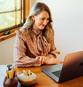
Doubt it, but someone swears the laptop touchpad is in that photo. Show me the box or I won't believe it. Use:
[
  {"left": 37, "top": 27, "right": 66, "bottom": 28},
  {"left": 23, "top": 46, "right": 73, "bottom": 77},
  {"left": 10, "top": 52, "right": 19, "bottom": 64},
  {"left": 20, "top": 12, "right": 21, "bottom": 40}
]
[{"left": 52, "top": 70, "right": 61, "bottom": 78}]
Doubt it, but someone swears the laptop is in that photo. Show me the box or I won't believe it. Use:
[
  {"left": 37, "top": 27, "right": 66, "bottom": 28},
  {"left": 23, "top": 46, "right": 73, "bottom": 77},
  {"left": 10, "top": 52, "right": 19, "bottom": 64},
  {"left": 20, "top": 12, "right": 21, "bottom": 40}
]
[{"left": 42, "top": 51, "right": 83, "bottom": 83}]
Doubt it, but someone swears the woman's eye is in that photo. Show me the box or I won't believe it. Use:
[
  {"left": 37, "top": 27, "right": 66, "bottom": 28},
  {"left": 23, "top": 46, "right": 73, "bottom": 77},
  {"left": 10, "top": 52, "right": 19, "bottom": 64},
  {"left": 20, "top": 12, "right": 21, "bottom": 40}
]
[
  {"left": 47, "top": 18, "right": 49, "bottom": 21},
  {"left": 41, "top": 18, "right": 49, "bottom": 21},
  {"left": 41, "top": 18, "right": 45, "bottom": 20}
]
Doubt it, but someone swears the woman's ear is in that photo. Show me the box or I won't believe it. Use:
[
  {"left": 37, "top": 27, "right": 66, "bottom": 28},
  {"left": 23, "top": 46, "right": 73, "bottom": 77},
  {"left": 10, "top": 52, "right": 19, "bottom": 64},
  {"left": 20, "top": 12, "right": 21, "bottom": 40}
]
[{"left": 32, "top": 16, "right": 35, "bottom": 21}]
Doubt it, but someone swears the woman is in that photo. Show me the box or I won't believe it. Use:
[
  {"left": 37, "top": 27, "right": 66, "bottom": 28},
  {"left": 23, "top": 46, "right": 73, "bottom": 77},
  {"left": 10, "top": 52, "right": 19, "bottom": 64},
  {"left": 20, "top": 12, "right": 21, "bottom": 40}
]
[{"left": 13, "top": 2, "right": 62, "bottom": 67}]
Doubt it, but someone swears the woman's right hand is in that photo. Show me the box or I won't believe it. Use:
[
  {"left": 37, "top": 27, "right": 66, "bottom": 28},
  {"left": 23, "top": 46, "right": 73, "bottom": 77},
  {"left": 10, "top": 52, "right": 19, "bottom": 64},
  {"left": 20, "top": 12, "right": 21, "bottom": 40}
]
[{"left": 34, "top": 56, "right": 47, "bottom": 65}]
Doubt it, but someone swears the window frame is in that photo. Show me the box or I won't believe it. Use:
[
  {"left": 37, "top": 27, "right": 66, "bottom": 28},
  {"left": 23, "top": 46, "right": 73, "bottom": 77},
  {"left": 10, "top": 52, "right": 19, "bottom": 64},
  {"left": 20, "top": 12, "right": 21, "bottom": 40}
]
[
  {"left": 0, "top": 0, "right": 31, "bottom": 42},
  {"left": 0, "top": 0, "right": 25, "bottom": 34}
]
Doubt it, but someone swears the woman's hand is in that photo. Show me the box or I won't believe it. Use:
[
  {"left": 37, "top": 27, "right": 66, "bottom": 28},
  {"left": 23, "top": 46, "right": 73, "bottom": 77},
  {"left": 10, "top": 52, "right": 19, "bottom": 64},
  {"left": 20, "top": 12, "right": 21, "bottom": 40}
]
[
  {"left": 34, "top": 56, "right": 63, "bottom": 65},
  {"left": 35, "top": 56, "right": 47, "bottom": 65},
  {"left": 45, "top": 57, "right": 63, "bottom": 64}
]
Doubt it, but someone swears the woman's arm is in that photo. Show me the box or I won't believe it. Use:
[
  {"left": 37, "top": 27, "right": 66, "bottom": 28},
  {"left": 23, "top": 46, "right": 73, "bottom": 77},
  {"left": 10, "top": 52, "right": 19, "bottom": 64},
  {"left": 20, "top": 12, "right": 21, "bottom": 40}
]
[
  {"left": 13, "top": 30, "right": 41, "bottom": 67},
  {"left": 43, "top": 47, "right": 62, "bottom": 64}
]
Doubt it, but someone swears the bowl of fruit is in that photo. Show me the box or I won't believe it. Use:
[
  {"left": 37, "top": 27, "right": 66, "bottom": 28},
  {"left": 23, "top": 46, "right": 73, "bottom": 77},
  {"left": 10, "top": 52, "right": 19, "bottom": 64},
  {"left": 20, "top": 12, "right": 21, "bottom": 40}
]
[{"left": 17, "top": 70, "right": 37, "bottom": 86}]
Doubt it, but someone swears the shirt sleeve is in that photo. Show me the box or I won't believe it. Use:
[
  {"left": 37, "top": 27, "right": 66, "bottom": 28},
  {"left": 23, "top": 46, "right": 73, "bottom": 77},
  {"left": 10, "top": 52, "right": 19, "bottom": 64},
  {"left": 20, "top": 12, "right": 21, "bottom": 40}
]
[{"left": 13, "top": 30, "right": 37, "bottom": 67}]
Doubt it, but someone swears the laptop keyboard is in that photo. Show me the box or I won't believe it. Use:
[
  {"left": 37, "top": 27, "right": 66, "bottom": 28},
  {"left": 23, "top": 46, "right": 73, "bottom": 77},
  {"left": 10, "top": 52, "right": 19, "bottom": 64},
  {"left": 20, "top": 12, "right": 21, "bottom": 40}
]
[{"left": 52, "top": 70, "right": 61, "bottom": 77}]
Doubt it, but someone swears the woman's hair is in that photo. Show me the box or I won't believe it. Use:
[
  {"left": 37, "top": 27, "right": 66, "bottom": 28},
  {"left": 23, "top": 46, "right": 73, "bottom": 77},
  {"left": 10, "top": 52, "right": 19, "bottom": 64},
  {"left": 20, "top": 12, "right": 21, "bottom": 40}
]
[{"left": 22, "top": 2, "right": 54, "bottom": 43}]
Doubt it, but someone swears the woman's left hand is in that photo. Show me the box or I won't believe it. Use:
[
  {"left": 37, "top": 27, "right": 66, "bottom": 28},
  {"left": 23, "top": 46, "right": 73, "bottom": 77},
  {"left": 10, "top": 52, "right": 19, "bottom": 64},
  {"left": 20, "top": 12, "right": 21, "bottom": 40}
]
[
  {"left": 35, "top": 56, "right": 63, "bottom": 65},
  {"left": 45, "top": 57, "right": 63, "bottom": 64}
]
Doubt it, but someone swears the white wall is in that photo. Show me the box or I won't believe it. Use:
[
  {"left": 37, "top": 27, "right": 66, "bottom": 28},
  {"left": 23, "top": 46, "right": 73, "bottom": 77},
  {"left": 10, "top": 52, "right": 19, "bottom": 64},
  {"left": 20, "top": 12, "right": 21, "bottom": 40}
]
[
  {"left": 56, "top": 0, "right": 83, "bottom": 54},
  {"left": 30, "top": 0, "right": 36, "bottom": 8},
  {"left": 0, "top": 37, "right": 15, "bottom": 64}
]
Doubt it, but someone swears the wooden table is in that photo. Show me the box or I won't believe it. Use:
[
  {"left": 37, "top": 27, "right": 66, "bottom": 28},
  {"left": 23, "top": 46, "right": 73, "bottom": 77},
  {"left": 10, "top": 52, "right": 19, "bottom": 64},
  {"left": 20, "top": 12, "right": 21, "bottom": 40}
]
[{"left": 0, "top": 65, "right": 83, "bottom": 87}]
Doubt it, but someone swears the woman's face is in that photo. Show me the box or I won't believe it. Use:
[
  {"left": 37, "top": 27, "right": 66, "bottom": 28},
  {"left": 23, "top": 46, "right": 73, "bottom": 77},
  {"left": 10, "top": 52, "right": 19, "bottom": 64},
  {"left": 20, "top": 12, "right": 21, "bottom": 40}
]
[{"left": 32, "top": 11, "right": 50, "bottom": 30}]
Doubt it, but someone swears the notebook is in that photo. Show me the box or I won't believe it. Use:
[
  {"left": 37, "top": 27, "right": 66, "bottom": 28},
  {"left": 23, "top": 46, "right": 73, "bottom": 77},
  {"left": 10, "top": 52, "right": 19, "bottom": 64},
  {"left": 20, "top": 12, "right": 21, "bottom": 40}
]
[{"left": 42, "top": 51, "right": 83, "bottom": 83}]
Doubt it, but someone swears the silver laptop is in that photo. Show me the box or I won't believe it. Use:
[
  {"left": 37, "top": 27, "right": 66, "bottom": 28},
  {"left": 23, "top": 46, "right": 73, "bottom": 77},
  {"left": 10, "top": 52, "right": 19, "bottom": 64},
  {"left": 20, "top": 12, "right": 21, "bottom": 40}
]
[{"left": 42, "top": 51, "right": 83, "bottom": 83}]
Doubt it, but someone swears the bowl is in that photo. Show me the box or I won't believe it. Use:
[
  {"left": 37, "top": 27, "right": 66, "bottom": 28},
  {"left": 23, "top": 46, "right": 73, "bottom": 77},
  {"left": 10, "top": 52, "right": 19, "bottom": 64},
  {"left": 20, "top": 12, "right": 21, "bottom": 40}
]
[{"left": 17, "top": 70, "right": 37, "bottom": 86}]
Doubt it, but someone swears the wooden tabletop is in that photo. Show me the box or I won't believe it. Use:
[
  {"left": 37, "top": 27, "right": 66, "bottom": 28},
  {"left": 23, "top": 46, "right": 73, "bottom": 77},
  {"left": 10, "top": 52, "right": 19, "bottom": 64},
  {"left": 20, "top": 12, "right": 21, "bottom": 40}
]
[{"left": 0, "top": 65, "right": 83, "bottom": 87}]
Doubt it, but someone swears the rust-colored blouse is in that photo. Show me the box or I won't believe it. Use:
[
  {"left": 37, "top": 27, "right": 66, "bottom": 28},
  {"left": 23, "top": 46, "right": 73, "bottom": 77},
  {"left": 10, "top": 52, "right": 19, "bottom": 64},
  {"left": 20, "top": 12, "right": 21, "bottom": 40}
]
[{"left": 13, "top": 28, "right": 59, "bottom": 67}]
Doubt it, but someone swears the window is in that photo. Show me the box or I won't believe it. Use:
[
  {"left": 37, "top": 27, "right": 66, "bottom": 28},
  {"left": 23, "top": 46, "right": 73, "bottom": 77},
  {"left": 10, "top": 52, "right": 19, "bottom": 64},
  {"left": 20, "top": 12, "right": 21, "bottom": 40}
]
[{"left": 0, "top": 0, "right": 25, "bottom": 33}]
